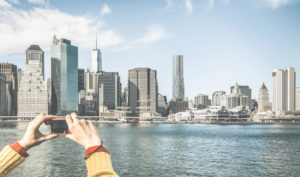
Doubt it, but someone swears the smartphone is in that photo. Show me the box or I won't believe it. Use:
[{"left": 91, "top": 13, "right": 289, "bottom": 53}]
[{"left": 50, "top": 118, "right": 69, "bottom": 134}]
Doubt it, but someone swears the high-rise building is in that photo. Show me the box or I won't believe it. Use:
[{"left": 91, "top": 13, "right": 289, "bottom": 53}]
[
  {"left": 0, "top": 63, "right": 18, "bottom": 115},
  {"left": 91, "top": 35, "right": 102, "bottom": 72},
  {"left": 230, "top": 83, "right": 251, "bottom": 106},
  {"left": 18, "top": 45, "right": 48, "bottom": 117},
  {"left": 0, "top": 74, "right": 6, "bottom": 115},
  {"left": 224, "top": 94, "right": 240, "bottom": 109},
  {"left": 84, "top": 70, "right": 121, "bottom": 113},
  {"left": 287, "top": 67, "right": 296, "bottom": 111},
  {"left": 296, "top": 87, "right": 300, "bottom": 111},
  {"left": 17, "top": 69, "right": 22, "bottom": 90},
  {"left": 78, "top": 68, "right": 85, "bottom": 92},
  {"left": 157, "top": 94, "right": 168, "bottom": 116},
  {"left": 272, "top": 68, "right": 296, "bottom": 112},
  {"left": 194, "top": 94, "right": 209, "bottom": 109},
  {"left": 51, "top": 36, "right": 78, "bottom": 114},
  {"left": 172, "top": 55, "right": 184, "bottom": 99},
  {"left": 168, "top": 99, "right": 188, "bottom": 114},
  {"left": 258, "top": 83, "right": 269, "bottom": 111},
  {"left": 128, "top": 67, "right": 158, "bottom": 115},
  {"left": 97, "top": 72, "right": 121, "bottom": 110},
  {"left": 212, "top": 91, "right": 226, "bottom": 106}
]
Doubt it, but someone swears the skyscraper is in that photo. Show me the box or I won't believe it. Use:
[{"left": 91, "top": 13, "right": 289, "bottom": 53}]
[
  {"left": 0, "top": 74, "right": 6, "bottom": 115},
  {"left": 91, "top": 35, "right": 102, "bottom": 72},
  {"left": 194, "top": 94, "right": 209, "bottom": 109},
  {"left": 272, "top": 67, "right": 296, "bottom": 112},
  {"left": 128, "top": 67, "right": 158, "bottom": 115},
  {"left": 230, "top": 83, "right": 251, "bottom": 106},
  {"left": 212, "top": 91, "right": 226, "bottom": 106},
  {"left": 296, "top": 87, "right": 300, "bottom": 111},
  {"left": 18, "top": 45, "right": 48, "bottom": 117},
  {"left": 172, "top": 55, "right": 184, "bottom": 99},
  {"left": 258, "top": 83, "right": 269, "bottom": 111},
  {"left": 97, "top": 72, "right": 121, "bottom": 110},
  {"left": 78, "top": 68, "right": 85, "bottom": 92},
  {"left": 0, "top": 63, "right": 18, "bottom": 115},
  {"left": 51, "top": 36, "right": 78, "bottom": 114}
]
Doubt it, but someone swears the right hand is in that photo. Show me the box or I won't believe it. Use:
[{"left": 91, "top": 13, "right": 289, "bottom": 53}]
[{"left": 65, "top": 112, "right": 102, "bottom": 150}]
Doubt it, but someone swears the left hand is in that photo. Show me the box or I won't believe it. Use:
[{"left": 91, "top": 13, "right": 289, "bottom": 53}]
[{"left": 18, "top": 114, "right": 59, "bottom": 150}]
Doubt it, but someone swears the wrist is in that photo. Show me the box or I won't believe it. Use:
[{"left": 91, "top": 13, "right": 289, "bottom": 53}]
[
  {"left": 18, "top": 139, "right": 31, "bottom": 150},
  {"left": 83, "top": 139, "right": 102, "bottom": 150}
]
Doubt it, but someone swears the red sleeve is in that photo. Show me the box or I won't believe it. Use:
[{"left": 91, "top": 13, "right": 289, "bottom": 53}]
[
  {"left": 10, "top": 142, "right": 29, "bottom": 158},
  {"left": 85, "top": 145, "right": 109, "bottom": 157}
]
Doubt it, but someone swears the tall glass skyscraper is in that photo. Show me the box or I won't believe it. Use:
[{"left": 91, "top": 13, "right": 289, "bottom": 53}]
[
  {"left": 172, "top": 55, "right": 185, "bottom": 100},
  {"left": 51, "top": 36, "right": 78, "bottom": 115}
]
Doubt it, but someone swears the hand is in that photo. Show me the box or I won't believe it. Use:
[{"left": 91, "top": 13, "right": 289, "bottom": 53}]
[
  {"left": 18, "top": 114, "right": 59, "bottom": 150},
  {"left": 65, "top": 112, "right": 101, "bottom": 150}
]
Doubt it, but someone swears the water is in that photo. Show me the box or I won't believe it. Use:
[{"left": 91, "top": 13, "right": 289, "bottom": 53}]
[{"left": 0, "top": 122, "right": 300, "bottom": 177}]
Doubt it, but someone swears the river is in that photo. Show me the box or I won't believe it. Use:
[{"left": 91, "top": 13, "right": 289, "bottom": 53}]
[{"left": 0, "top": 122, "right": 299, "bottom": 177}]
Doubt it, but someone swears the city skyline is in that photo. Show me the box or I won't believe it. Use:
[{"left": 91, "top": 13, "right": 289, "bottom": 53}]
[{"left": 1, "top": 0, "right": 300, "bottom": 100}]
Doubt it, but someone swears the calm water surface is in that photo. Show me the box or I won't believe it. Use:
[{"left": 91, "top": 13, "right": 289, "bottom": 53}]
[{"left": 0, "top": 122, "right": 300, "bottom": 177}]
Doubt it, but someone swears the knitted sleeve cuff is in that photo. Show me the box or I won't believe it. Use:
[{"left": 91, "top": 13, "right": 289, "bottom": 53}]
[{"left": 10, "top": 142, "right": 29, "bottom": 158}]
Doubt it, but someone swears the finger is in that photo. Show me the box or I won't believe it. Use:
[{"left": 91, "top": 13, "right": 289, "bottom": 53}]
[
  {"left": 33, "top": 114, "right": 56, "bottom": 129},
  {"left": 65, "top": 134, "right": 76, "bottom": 142},
  {"left": 65, "top": 115, "right": 73, "bottom": 128},
  {"left": 71, "top": 112, "right": 79, "bottom": 125},
  {"left": 88, "top": 121, "right": 97, "bottom": 132}
]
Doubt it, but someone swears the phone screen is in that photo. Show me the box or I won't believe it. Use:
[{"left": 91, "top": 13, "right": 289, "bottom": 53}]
[{"left": 51, "top": 119, "right": 68, "bottom": 134}]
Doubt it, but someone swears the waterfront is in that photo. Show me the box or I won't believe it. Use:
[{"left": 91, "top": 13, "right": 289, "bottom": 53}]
[{"left": 1, "top": 122, "right": 300, "bottom": 177}]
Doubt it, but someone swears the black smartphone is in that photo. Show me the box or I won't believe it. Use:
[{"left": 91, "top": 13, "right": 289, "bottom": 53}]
[{"left": 50, "top": 118, "right": 69, "bottom": 134}]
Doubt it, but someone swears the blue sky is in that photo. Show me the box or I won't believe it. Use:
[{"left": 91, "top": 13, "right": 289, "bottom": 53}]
[{"left": 0, "top": 0, "right": 300, "bottom": 101}]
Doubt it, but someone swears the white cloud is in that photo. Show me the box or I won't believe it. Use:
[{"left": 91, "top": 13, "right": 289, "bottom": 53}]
[
  {"left": 28, "top": 0, "right": 45, "bottom": 4},
  {"left": 264, "top": 0, "right": 290, "bottom": 9},
  {"left": 185, "top": 0, "right": 193, "bottom": 14},
  {"left": 101, "top": 4, "right": 111, "bottom": 16},
  {"left": 136, "top": 25, "right": 171, "bottom": 44},
  {"left": 0, "top": 7, "right": 124, "bottom": 56},
  {"left": 0, "top": 0, "right": 11, "bottom": 7}
]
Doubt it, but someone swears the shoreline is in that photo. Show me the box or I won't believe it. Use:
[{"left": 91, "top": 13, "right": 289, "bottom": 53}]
[{"left": 1, "top": 119, "right": 300, "bottom": 125}]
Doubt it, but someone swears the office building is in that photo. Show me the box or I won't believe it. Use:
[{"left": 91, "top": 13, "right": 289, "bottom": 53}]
[
  {"left": 194, "top": 94, "right": 209, "bottom": 109},
  {"left": 91, "top": 35, "right": 102, "bottom": 72},
  {"left": 97, "top": 72, "right": 121, "bottom": 111},
  {"left": 0, "top": 63, "right": 18, "bottom": 115},
  {"left": 212, "top": 91, "right": 226, "bottom": 106},
  {"left": 157, "top": 94, "right": 168, "bottom": 116},
  {"left": 0, "top": 74, "right": 6, "bottom": 115},
  {"left": 272, "top": 68, "right": 296, "bottom": 112},
  {"left": 78, "top": 68, "right": 85, "bottom": 92},
  {"left": 18, "top": 45, "right": 48, "bottom": 117},
  {"left": 169, "top": 98, "right": 188, "bottom": 114},
  {"left": 172, "top": 55, "right": 184, "bottom": 99},
  {"left": 258, "top": 83, "right": 269, "bottom": 111},
  {"left": 84, "top": 70, "right": 121, "bottom": 113},
  {"left": 296, "top": 87, "right": 300, "bottom": 111},
  {"left": 128, "top": 67, "right": 158, "bottom": 115},
  {"left": 51, "top": 36, "right": 78, "bottom": 114},
  {"left": 230, "top": 83, "right": 251, "bottom": 106}
]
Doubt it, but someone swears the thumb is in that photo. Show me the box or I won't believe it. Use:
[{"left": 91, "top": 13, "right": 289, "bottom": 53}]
[{"left": 41, "top": 134, "right": 59, "bottom": 141}]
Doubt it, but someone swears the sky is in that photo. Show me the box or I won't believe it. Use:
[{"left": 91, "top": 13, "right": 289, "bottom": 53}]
[{"left": 0, "top": 0, "right": 300, "bottom": 101}]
